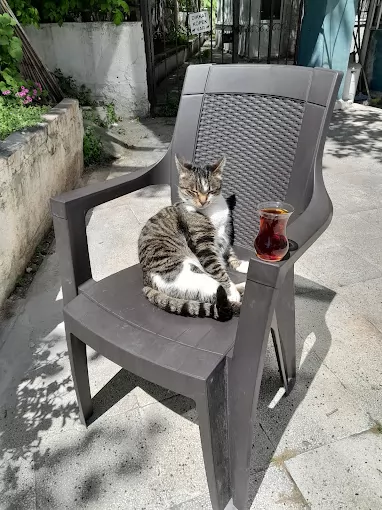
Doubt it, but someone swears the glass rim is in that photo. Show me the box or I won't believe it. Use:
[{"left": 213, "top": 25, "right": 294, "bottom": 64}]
[{"left": 257, "top": 201, "right": 294, "bottom": 216}]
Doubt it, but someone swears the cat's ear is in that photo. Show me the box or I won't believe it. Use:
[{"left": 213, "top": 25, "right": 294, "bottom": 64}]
[
  {"left": 210, "top": 156, "right": 226, "bottom": 178},
  {"left": 175, "top": 154, "right": 192, "bottom": 177}
]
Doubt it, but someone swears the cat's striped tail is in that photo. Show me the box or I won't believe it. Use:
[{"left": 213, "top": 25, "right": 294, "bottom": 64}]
[{"left": 143, "top": 285, "right": 240, "bottom": 321}]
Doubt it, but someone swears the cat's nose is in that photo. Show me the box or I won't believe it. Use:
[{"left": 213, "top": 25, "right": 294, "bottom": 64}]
[{"left": 198, "top": 194, "right": 207, "bottom": 205}]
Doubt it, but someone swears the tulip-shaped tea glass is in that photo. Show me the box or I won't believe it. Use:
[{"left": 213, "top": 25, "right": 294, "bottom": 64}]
[{"left": 254, "top": 201, "right": 294, "bottom": 262}]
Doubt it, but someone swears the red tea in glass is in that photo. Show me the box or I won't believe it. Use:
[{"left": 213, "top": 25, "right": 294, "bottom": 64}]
[{"left": 254, "top": 201, "right": 294, "bottom": 262}]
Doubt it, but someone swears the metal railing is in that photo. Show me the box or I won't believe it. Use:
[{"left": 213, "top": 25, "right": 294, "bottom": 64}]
[{"left": 141, "top": 0, "right": 304, "bottom": 112}]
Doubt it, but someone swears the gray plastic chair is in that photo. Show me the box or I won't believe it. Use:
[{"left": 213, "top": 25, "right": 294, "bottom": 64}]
[{"left": 51, "top": 64, "right": 342, "bottom": 510}]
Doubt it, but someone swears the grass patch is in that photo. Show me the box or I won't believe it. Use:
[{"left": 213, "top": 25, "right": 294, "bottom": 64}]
[
  {"left": 369, "top": 97, "right": 382, "bottom": 108},
  {"left": 0, "top": 102, "right": 49, "bottom": 140},
  {"left": 83, "top": 126, "right": 104, "bottom": 167},
  {"left": 54, "top": 70, "right": 121, "bottom": 166},
  {"left": 106, "top": 102, "right": 119, "bottom": 126},
  {"left": 156, "top": 96, "right": 180, "bottom": 117},
  {"left": 54, "top": 68, "right": 96, "bottom": 107}
]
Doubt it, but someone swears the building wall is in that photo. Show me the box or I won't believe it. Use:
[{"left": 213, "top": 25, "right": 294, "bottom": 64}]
[
  {"left": 25, "top": 22, "right": 149, "bottom": 118},
  {"left": 0, "top": 99, "right": 83, "bottom": 308}
]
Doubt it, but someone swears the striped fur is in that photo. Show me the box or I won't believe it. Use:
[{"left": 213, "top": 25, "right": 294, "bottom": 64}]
[
  {"left": 138, "top": 156, "right": 248, "bottom": 321},
  {"left": 143, "top": 285, "right": 240, "bottom": 321}
]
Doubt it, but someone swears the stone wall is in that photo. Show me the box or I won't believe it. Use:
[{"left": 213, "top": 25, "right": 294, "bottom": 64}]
[
  {"left": 25, "top": 22, "right": 149, "bottom": 118},
  {"left": 0, "top": 99, "right": 83, "bottom": 308}
]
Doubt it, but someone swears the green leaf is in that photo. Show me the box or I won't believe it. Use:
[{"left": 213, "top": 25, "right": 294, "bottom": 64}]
[
  {"left": 113, "top": 9, "right": 124, "bottom": 25},
  {"left": 0, "top": 35, "right": 8, "bottom": 45},
  {"left": 119, "top": 0, "right": 129, "bottom": 13},
  {"left": 9, "top": 38, "right": 23, "bottom": 61},
  {"left": 2, "top": 26, "right": 14, "bottom": 37},
  {"left": 2, "top": 73, "right": 17, "bottom": 87},
  {"left": 0, "top": 13, "right": 12, "bottom": 25}
]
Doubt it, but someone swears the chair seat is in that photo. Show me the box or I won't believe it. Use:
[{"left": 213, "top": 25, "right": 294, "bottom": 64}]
[{"left": 64, "top": 264, "right": 241, "bottom": 394}]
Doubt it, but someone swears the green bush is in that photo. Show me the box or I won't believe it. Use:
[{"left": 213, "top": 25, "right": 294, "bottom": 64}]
[
  {"left": 7, "top": 0, "right": 39, "bottom": 26},
  {"left": 0, "top": 13, "right": 23, "bottom": 92},
  {"left": 0, "top": 99, "right": 48, "bottom": 140},
  {"left": 9, "top": 0, "right": 130, "bottom": 26},
  {"left": 52, "top": 71, "right": 114, "bottom": 166},
  {"left": 82, "top": 102, "right": 119, "bottom": 129},
  {"left": 83, "top": 126, "right": 103, "bottom": 166},
  {"left": 54, "top": 68, "right": 95, "bottom": 107}
]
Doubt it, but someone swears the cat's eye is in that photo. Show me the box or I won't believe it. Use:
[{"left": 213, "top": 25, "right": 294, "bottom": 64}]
[{"left": 179, "top": 187, "right": 193, "bottom": 195}]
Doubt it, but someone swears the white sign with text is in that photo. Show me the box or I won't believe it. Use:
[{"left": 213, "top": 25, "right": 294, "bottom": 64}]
[{"left": 189, "top": 11, "right": 211, "bottom": 35}]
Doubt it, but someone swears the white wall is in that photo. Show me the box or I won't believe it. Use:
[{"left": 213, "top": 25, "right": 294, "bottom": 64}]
[
  {"left": 0, "top": 99, "right": 83, "bottom": 308},
  {"left": 25, "top": 22, "right": 149, "bottom": 118}
]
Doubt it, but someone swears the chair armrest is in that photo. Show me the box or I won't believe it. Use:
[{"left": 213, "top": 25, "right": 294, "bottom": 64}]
[
  {"left": 287, "top": 168, "right": 333, "bottom": 261},
  {"left": 51, "top": 151, "right": 170, "bottom": 304},
  {"left": 51, "top": 150, "right": 170, "bottom": 219}
]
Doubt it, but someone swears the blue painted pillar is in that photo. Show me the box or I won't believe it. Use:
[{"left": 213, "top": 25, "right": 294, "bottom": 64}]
[{"left": 298, "top": 0, "right": 359, "bottom": 98}]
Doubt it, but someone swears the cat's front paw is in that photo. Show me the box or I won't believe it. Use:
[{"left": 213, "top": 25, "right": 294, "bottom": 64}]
[
  {"left": 236, "top": 282, "right": 246, "bottom": 296},
  {"left": 236, "top": 260, "right": 249, "bottom": 274},
  {"left": 228, "top": 283, "right": 241, "bottom": 303}
]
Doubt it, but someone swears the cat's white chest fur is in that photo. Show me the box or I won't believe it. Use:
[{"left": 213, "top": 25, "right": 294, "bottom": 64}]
[{"left": 203, "top": 195, "right": 229, "bottom": 243}]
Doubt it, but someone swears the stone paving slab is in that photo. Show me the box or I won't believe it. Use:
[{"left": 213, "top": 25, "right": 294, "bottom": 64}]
[
  {"left": 33, "top": 403, "right": 208, "bottom": 510},
  {"left": 0, "top": 452, "right": 35, "bottom": 510},
  {"left": 285, "top": 429, "right": 382, "bottom": 510},
  {"left": 297, "top": 291, "right": 382, "bottom": 423},
  {"left": 258, "top": 349, "right": 373, "bottom": 457},
  {"left": 337, "top": 277, "right": 382, "bottom": 336},
  {"left": 324, "top": 168, "right": 382, "bottom": 217},
  {"left": 172, "top": 465, "right": 309, "bottom": 510},
  {"left": 87, "top": 203, "right": 142, "bottom": 281},
  {"left": 297, "top": 237, "right": 382, "bottom": 290}
]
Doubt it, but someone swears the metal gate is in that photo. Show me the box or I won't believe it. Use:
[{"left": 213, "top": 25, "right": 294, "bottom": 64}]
[{"left": 140, "top": 0, "right": 304, "bottom": 113}]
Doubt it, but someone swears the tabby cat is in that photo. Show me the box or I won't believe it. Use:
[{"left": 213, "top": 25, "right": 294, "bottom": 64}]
[{"left": 138, "top": 155, "right": 249, "bottom": 321}]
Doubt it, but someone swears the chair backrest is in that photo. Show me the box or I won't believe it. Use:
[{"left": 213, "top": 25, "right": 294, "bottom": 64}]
[{"left": 169, "top": 64, "right": 342, "bottom": 249}]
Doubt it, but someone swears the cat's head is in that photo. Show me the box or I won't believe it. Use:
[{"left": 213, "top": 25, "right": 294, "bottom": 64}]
[{"left": 175, "top": 155, "right": 226, "bottom": 209}]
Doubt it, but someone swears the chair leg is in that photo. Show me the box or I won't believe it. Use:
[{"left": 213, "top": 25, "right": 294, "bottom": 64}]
[
  {"left": 227, "top": 349, "right": 268, "bottom": 510},
  {"left": 228, "top": 280, "right": 278, "bottom": 510},
  {"left": 274, "top": 268, "right": 296, "bottom": 394},
  {"left": 271, "top": 316, "right": 289, "bottom": 393},
  {"left": 67, "top": 333, "right": 93, "bottom": 425},
  {"left": 196, "top": 361, "right": 231, "bottom": 510}
]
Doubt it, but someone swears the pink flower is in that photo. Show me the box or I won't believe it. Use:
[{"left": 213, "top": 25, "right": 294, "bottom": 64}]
[
  {"left": 23, "top": 96, "right": 33, "bottom": 104},
  {"left": 2, "top": 90, "right": 11, "bottom": 95},
  {"left": 33, "top": 89, "right": 38, "bottom": 96}
]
